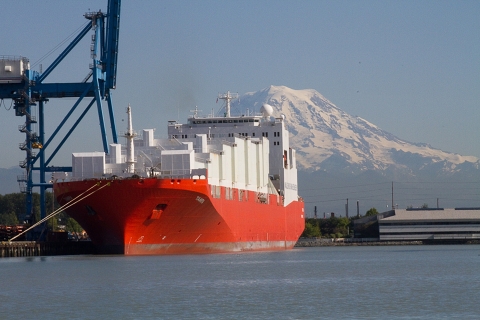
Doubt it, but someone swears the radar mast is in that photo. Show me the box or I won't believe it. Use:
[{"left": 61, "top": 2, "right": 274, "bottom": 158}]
[{"left": 217, "top": 91, "right": 238, "bottom": 118}]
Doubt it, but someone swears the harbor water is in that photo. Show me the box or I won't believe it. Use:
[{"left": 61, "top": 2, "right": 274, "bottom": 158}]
[{"left": 1, "top": 245, "right": 479, "bottom": 319}]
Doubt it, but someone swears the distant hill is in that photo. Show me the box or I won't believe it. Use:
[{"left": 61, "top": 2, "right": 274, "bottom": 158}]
[{"left": 234, "top": 85, "right": 479, "bottom": 176}]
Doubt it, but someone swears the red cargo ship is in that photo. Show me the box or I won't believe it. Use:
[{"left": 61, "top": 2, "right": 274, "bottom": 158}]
[{"left": 54, "top": 92, "right": 304, "bottom": 254}]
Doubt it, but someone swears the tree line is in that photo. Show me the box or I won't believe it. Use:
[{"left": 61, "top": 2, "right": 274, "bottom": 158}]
[
  {"left": 301, "top": 208, "right": 379, "bottom": 238},
  {"left": 0, "top": 192, "right": 82, "bottom": 233}
]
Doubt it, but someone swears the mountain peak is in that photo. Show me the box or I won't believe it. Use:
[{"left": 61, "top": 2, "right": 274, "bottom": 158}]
[{"left": 236, "top": 86, "right": 479, "bottom": 176}]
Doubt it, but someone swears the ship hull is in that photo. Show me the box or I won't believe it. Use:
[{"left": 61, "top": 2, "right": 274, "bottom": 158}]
[{"left": 54, "top": 178, "right": 305, "bottom": 255}]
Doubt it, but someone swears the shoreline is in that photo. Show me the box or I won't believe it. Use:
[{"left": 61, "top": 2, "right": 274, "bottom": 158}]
[{"left": 295, "top": 238, "right": 480, "bottom": 247}]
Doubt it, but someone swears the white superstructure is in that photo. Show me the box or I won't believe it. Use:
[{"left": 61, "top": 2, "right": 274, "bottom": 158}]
[{"left": 68, "top": 94, "right": 299, "bottom": 206}]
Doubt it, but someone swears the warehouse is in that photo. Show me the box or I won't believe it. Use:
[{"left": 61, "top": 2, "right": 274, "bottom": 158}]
[{"left": 354, "top": 208, "right": 480, "bottom": 242}]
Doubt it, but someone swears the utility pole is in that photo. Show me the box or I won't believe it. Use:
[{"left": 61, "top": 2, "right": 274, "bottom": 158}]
[
  {"left": 391, "top": 181, "right": 394, "bottom": 210},
  {"left": 345, "top": 198, "right": 349, "bottom": 218}
]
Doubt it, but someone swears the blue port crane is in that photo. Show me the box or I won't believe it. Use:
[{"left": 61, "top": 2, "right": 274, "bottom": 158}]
[{"left": 0, "top": 0, "right": 121, "bottom": 239}]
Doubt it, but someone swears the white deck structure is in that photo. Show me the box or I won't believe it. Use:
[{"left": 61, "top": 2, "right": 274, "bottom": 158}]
[{"left": 64, "top": 94, "right": 300, "bottom": 206}]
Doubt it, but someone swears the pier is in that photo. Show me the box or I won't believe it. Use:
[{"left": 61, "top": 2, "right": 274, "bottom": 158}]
[{"left": 0, "top": 241, "right": 95, "bottom": 258}]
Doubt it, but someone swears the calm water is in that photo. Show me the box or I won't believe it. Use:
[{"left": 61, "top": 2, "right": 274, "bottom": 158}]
[{"left": 1, "top": 245, "right": 479, "bottom": 319}]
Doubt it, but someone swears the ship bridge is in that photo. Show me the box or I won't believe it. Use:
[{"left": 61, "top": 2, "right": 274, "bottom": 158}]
[{"left": 188, "top": 116, "right": 261, "bottom": 126}]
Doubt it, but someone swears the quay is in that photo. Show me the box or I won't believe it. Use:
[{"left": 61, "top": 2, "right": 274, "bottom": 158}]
[
  {"left": 295, "top": 237, "right": 480, "bottom": 247},
  {"left": 0, "top": 241, "right": 95, "bottom": 258}
]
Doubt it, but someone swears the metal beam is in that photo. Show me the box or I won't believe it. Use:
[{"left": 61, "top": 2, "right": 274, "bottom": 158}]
[
  {"left": 32, "top": 83, "right": 96, "bottom": 98},
  {"left": 39, "top": 99, "right": 46, "bottom": 234},
  {"left": 37, "top": 23, "right": 92, "bottom": 83},
  {"left": 105, "top": 0, "right": 121, "bottom": 89},
  {"left": 32, "top": 166, "right": 72, "bottom": 172},
  {"left": 32, "top": 82, "right": 94, "bottom": 165},
  {"left": 46, "top": 98, "right": 96, "bottom": 166},
  {"left": 107, "top": 91, "right": 118, "bottom": 143}
]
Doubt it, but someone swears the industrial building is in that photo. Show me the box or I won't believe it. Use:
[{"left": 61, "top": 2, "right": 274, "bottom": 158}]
[{"left": 354, "top": 208, "right": 480, "bottom": 242}]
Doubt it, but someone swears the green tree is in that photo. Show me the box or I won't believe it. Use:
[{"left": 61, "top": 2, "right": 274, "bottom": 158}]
[
  {"left": 0, "top": 211, "right": 19, "bottom": 225},
  {"left": 302, "top": 221, "right": 321, "bottom": 238},
  {"left": 309, "top": 216, "right": 352, "bottom": 238},
  {"left": 0, "top": 192, "right": 83, "bottom": 234},
  {"left": 337, "top": 217, "right": 351, "bottom": 237},
  {"left": 0, "top": 193, "right": 27, "bottom": 223},
  {"left": 365, "top": 208, "right": 379, "bottom": 216},
  {"left": 66, "top": 216, "right": 83, "bottom": 233}
]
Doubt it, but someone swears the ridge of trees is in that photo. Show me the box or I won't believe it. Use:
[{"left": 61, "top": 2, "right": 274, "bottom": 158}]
[
  {"left": 301, "top": 208, "right": 379, "bottom": 238},
  {"left": 0, "top": 192, "right": 82, "bottom": 233}
]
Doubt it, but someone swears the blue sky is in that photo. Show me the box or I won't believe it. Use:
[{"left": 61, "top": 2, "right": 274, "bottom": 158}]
[{"left": 0, "top": 0, "right": 479, "bottom": 169}]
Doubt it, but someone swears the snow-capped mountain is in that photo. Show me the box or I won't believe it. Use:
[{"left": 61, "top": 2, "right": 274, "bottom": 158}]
[{"left": 232, "top": 85, "right": 479, "bottom": 177}]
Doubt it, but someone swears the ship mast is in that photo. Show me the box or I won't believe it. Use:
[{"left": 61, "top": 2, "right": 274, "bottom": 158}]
[
  {"left": 124, "top": 104, "right": 136, "bottom": 173},
  {"left": 218, "top": 91, "right": 238, "bottom": 118}
]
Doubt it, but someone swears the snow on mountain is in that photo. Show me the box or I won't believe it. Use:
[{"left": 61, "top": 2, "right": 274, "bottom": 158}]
[{"left": 232, "top": 85, "right": 479, "bottom": 176}]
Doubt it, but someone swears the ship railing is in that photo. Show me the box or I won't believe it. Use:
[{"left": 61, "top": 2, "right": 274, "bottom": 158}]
[
  {"left": 155, "top": 173, "right": 207, "bottom": 180},
  {"left": 156, "top": 168, "right": 207, "bottom": 179},
  {"left": 59, "top": 168, "right": 208, "bottom": 182},
  {"left": 0, "top": 55, "right": 29, "bottom": 64},
  {"left": 61, "top": 175, "right": 120, "bottom": 182}
]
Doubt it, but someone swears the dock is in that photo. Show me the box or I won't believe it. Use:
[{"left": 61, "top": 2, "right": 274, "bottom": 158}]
[{"left": 0, "top": 241, "right": 95, "bottom": 258}]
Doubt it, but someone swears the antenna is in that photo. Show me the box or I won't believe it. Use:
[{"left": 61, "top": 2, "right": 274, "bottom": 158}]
[
  {"left": 392, "top": 181, "right": 394, "bottom": 210},
  {"left": 217, "top": 91, "right": 238, "bottom": 117},
  {"left": 190, "top": 106, "right": 202, "bottom": 118}
]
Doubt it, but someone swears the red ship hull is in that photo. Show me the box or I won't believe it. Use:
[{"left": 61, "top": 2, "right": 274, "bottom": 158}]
[{"left": 54, "top": 178, "right": 305, "bottom": 255}]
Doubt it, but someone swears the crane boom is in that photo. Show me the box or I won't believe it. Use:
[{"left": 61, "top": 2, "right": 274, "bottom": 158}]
[
  {"left": 0, "top": 0, "right": 122, "bottom": 240},
  {"left": 105, "top": 0, "right": 121, "bottom": 89}
]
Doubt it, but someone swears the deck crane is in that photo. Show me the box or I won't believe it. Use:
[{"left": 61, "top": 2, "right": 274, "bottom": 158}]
[{"left": 0, "top": 0, "right": 121, "bottom": 239}]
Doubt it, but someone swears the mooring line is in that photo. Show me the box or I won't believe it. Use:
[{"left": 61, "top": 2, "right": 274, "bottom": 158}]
[{"left": 9, "top": 181, "right": 111, "bottom": 242}]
